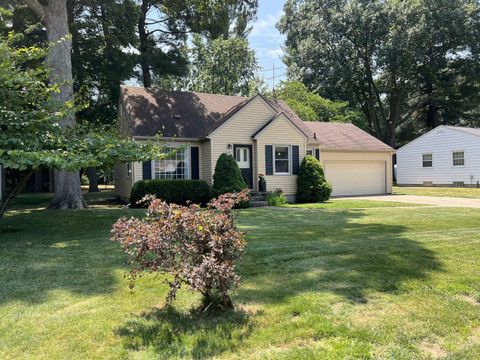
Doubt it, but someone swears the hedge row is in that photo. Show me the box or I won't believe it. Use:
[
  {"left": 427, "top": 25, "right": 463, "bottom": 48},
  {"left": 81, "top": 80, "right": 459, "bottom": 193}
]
[{"left": 130, "top": 180, "right": 211, "bottom": 207}]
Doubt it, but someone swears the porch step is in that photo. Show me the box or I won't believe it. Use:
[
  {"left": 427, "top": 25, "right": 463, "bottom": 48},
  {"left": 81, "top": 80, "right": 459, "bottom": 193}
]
[
  {"left": 249, "top": 191, "right": 268, "bottom": 202},
  {"left": 250, "top": 200, "right": 268, "bottom": 208}
]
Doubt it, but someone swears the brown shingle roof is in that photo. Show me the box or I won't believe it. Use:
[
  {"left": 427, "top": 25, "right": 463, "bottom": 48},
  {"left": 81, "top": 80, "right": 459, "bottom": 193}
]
[
  {"left": 303, "top": 122, "right": 394, "bottom": 152},
  {"left": 121, "top": 86, "right": 248, "bottom": 138},
  {"left": 120, "top": 86, "right": 393, "bottom": 152}
]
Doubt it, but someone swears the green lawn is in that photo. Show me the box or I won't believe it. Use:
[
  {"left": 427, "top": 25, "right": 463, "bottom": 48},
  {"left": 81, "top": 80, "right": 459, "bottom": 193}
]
[
  {"left": 285, "top": 199, "right": 420, "bottom": 209},
  {"left": 1, "top": 194, "right": 480, "bottom": 359},
  {"left": 394, "top": 186, "right": 480, "bottom": 199}
]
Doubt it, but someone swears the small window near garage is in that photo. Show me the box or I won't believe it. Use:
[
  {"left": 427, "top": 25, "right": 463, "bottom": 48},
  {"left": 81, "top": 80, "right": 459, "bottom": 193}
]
[
  {"left": 306, "top": 150, "right": 313, "bottom": 156},
  {"left": 126, "top": 163, "right": 132, "bottom": 178},
  {"left": 274, "top": 145, "right": 290, "bottom": 174},
  {"left": 453, "top": 151, "right": 465, "bottom": 166},
  {"left": 422, "top": 153, "right": 432, "bottom": 167}
]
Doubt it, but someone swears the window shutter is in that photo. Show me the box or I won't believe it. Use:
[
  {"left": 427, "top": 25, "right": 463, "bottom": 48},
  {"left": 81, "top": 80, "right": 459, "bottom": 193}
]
[
  {"left": 265, "top": 145, "right": 273, "bottom": 175},
  {"left": 315, "top": 149, "right": 320, "bottom": 161},
  {"left": 142, "top": 161, "right": 152, "bottom": 180},
  {"left": 292, "top": 145, "right": 300, "bottom": 175},
  {"left": 190, "top": 147, "right": 200, "bottom": 179}
]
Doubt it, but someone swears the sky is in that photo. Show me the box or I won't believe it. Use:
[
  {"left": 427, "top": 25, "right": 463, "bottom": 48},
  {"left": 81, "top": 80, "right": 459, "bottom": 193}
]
[{"left": 248, "top": 0, "right": 287, "bottom": 88}]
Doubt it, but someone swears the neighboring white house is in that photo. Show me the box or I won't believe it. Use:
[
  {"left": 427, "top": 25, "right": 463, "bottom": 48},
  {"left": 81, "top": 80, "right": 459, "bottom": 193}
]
[{"left": 396, "top": 125, "right": 480, "bottom": 187}]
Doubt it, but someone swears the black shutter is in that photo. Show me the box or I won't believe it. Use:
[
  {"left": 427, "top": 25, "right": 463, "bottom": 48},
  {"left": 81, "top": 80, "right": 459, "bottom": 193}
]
[
  {"left": 315, "top": 149, "right": 320, "bottom": 161},
  {"left": 190, "top": 147, "right": 200, "bottom": 179},
  {"left": 142, "top": 161, "right": 152, "bottom": 180},
  {"left": 265, "top": 145, "right": 273, "bottom": 175},
  {"left": 292, "top": 145, "right": 300, "bottom": 175}
]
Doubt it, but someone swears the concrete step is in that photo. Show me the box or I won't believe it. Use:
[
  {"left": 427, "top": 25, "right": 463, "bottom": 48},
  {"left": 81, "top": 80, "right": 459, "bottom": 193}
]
[{"left": 250, "top": 200, "right": 268, "bottom": 208}]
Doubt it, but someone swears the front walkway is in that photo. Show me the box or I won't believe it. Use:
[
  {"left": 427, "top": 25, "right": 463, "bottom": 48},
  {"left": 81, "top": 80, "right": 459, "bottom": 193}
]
[{"left": 336, "top": 195, "right": 480, "bottom": 208}]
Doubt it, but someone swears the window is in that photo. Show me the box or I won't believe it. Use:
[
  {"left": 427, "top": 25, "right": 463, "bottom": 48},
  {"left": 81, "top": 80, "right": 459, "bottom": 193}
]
[
  {"left": 306, "top": 150, "right": 313, "bottom": 156},
  {"left": 422, "top": 153, "right": 432, "bottom": 167},
  {"left": 126, "top": 163, "right": 132, "bottom": 178},
  {"left": 153, "top": 147, "right": 189, "bottom": 180},
  {"left": 274, "top": 145, "right": 290, "bottom": 174},
  {"left": 453, "top": 151, "right": 465, "bottom": 166}
]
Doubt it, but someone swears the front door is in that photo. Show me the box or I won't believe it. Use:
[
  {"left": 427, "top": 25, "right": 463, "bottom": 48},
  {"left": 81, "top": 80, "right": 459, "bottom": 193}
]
[{"left": 234, "top": 145, "right": 253, "bottom": 189}]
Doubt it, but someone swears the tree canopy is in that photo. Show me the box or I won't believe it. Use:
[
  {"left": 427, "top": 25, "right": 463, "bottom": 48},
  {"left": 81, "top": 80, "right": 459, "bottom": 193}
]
[
  {"left": 0, "top": 34, "right": 164, "bottom": 218},
  {"left": 279, "top": 0, "right": 480, "bottom": 147},
  {"left": 272, "top": 81, "right": 362, "bottom": 124}
]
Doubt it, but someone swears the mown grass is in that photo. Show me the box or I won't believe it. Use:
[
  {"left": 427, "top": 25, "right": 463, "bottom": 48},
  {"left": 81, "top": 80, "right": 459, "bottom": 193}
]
[
  {"left": 394, "top": 186, "right": 480, "bottom": 199},
  {"left": 284, "top": 199, "right": 421, "bottom": 209},
  {"left": 1, "top": 192, "right": 480, "bottom": 359}
]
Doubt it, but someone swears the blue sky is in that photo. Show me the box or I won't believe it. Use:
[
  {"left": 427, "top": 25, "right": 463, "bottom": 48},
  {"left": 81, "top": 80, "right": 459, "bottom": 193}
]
[{"left": 248, "top": 0, "right": 287, "bottom": 87}]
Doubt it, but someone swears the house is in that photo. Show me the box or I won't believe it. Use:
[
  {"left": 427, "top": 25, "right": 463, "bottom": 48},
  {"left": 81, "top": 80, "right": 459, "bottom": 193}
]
[
  {"left": 115, "top": 86, "right": 394, "bottom": 201},
  {"left": 397, "top": 125, "right": 480, "bottom": 187}
]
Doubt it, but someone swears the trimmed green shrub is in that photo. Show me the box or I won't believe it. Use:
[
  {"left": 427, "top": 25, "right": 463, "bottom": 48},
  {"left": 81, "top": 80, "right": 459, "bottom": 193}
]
[
  {"left": 266, "top": 188, "right": 288, "bottom": 206},
  {"left": 297, "top": 155, "right": 332, "bottom": 203},
  {"left": 130, "top": 180, "right": 211, "bottom": 207},
  {"left": 212, "top": 153, "right": 248, "bottom": 197}
]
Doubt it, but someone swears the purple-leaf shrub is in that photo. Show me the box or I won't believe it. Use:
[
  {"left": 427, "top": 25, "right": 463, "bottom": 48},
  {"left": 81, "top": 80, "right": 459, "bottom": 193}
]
[{"left": 111, "top": 190, "right": 250, "bottom": 309}]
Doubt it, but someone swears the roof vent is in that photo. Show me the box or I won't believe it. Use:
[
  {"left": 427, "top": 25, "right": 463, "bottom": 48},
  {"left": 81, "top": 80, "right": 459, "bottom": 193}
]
[{"left": 173, "top": 114, "right": 181, "bottom": 119}]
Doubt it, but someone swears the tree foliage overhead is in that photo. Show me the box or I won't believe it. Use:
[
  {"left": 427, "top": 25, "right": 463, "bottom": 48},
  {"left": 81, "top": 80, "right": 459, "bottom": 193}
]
[
  {"left": 279, "top": 0, "right": 480, "bottom": 147},
  {"left": 136, "top": 0, "right": 258, "bottom": 88},
  {"left": 272, "top": 81, "right": 362, "bottom": 124},
  {"left": 186, "top": 34, "right": 260, "bottom": 96},
  {"left": 0, "top": 35, "right": 165, "bottom": 218}
]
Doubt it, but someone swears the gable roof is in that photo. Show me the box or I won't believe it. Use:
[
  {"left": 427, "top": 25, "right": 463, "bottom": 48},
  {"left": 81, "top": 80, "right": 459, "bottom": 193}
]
[
  {"left": 303, "top": 122, "right": 394, "bottom": 152},
  {"left": 252, "top": 111, "right": 310, "bottom": 139},
  {"left": 120, "top": 86, "right": 248, "bottom": 138},
  {"left": 443, "top": 125, "right": 480, "bottom": 138},
  {"left": 397, "top": 125, "right": 480, "bottom": 152}
]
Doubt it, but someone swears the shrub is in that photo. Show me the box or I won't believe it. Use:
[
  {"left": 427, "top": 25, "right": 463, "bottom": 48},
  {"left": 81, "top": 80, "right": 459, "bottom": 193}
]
[
  {"left": 297, "top": 155, "right": 332, "bottom": 203},
  {"left": 130, "top": 180, "right": 210, "bottom": 207},
  {"left": 266, "top": 188, "right": 288, "bottom": 206},
  {"left": 111, "top": 190, "right": 250, "bottom": 310},
  {"left": 212, "top": 153, "right": 248, "bottom": 198}
]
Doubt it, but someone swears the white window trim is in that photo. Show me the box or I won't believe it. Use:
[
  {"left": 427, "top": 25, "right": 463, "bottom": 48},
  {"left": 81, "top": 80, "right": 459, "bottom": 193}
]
[
  {"left": 452, "top": 150, "right": 465, "bottom": 167},
  {"left": 422, "top": 153, "right": 433, "bottom": 168},
  {"left": 273, "top": 144, "right": 291, "bottom": 175},
  {"left": 126, "top": 163, "right": 132, "bottom": 178},
  {"left": 151, "top": 146, "right": 191, "bottom": 180},
  {"left": 306, "top": 150, "right": 313, "bottom": 156}
]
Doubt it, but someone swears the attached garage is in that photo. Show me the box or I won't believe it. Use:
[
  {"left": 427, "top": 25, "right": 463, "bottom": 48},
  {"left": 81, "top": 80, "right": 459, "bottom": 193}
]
[
  {"left": 303, "top": 122, "right": 394, "bottom": 197},
  {"left": 324, "top": 160, "right": 387, "bottom": 196}
]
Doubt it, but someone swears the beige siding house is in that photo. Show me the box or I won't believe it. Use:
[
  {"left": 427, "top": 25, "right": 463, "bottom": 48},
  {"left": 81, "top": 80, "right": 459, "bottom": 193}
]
[{"left": 115, "top": 86, "right": 394, "bottom": 201}]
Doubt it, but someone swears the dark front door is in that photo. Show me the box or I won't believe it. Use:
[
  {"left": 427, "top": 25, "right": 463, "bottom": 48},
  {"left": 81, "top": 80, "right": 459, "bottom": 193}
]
[{"left": 234, "top": 145, "right": 253, "bottom": 189}]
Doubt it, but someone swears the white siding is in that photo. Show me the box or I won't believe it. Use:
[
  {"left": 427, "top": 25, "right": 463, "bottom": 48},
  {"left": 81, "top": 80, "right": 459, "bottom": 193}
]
[{"left": 397, "top": 126, "right": 480, "bottom": 186}]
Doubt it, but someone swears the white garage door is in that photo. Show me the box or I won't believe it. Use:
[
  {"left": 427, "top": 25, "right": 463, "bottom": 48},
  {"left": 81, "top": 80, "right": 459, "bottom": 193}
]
[{"left": 324, "top": 161, "right": 386, "bottom": 196}]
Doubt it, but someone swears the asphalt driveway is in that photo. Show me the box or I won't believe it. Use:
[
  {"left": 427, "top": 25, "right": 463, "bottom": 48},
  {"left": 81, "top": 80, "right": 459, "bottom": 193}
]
[{"left": 339, "top": 195, "right": 480, "bottom": 208}]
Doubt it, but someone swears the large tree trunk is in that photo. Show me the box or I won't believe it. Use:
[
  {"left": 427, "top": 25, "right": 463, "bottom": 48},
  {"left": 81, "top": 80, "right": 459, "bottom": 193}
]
[
  {"left": 138, "top": 0, "right": 152, "bottom": 87},
  {"left": 24, "top": 0, "right": 86, "bottom": 209},
  {"left": 86, "top": 167, "right": 99, "bottom": 193}
]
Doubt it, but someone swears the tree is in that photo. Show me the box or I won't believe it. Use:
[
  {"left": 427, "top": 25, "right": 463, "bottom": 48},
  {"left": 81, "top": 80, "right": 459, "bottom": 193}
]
[
  {"left": 297, "top": 156, "right": 332, "bottom": 203},
  {"left": 22, "top": 0, "right": 85, "bottom": 208},
  {"left": 0, "top": 35, "right": 165, "bottom": 219},
  {"left": 136, "top": 0, "right": 258, "bottom": 88},
  {"left": 273, "top": 81, "right": 362, "bottom": 124},
  {"left": 279, "top": 0, "right": 480, "bottom": 147},
  {"left": 212, "top": 154, "right": 248, "bottom": 198},
  {"left": 187, "top": 34, "right": 259, "bottom": 96}
]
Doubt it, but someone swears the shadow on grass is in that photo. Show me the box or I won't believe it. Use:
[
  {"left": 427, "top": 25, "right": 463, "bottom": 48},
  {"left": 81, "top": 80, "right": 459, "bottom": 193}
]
[
  {"left": 0, "top": 203, "right": 134, "bottom": 304},
  {"left": 236, "top": 208, "right": 442, "bottom": 305},
  {"left": 115, "top": 306, "right": 253, "bottom": 359}
]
